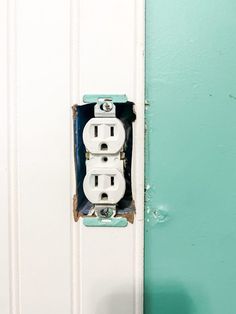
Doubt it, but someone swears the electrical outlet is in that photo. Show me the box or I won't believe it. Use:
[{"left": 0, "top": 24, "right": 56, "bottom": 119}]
[
  {"left": 83, "top": 168, "right": 126, "bottom": 204},
  {"left": 82, "top": 117, "right": 125, "bottom": 154},
  {"left": 73, "top": 96, "right": 135, "bottom": 223},
  {"left": 81, "top": 98, "right": 129, "bottom": 216}
]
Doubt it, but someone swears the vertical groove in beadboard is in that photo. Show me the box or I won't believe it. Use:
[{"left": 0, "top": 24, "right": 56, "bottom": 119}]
[
  {"left": 70, "top": 0, "right": 81, "bottom": 313},
  {"left": 0, "top": 0, "right": 10, "bottom": 312},
  {"left": 7, "top": 0, "right": 21, "bottom": 313}
]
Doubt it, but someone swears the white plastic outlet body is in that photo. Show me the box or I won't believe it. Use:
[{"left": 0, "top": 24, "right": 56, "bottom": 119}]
[
  {"left": 82, "top": 117, "right": 125, "bottom": 154},
  {"left": 83, "top": 168, "right": 126, "bottom": 204},
  {"left": 83, "top": 116, "right": 126, "bottom": 206},
  {"left": 85, "top": 155, "right": 124, "bottom": 173}
]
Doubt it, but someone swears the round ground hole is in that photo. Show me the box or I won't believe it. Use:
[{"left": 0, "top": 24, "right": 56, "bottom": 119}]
[{"left": 102, "top": 156, "right": 108, "bottom": 162}]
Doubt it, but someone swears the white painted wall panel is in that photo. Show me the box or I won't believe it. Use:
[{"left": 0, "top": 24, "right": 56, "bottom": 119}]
[
  {"left": 0, "top": 1, "right": 10, "bottom": 313},
  {"left": 16, "top": 0, "right": 71, "bottom": 313},
  {"left": 79, "top": 0, "right": 136, "bottom": 96},
  {"left": 71, "top": 0, "right": 144, "bottom": 313},
  {"left": 1, "top": 0, "right": 144, "bottom": 313}
]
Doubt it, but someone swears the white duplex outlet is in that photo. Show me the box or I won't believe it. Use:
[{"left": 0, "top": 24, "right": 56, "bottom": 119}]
[
  {"left": 83, "top": 168, "right": 126, "bottom": 204},
  {"left": 83, "top": 117, "right": 125, "bottom": 154},
  {"left": 83, "top": 116, "right": 126, "bottom": 207}
]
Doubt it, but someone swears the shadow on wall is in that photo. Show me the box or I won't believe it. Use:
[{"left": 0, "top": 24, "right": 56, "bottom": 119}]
[
  {"left": 95, "top": 287, "right": 135, "bottom": 314},
  {"left": 95, "top": 281, "right": 205, "bottom": 314},
  {"left": 145, "top": 281, "right": 196, "bottom": 314}
]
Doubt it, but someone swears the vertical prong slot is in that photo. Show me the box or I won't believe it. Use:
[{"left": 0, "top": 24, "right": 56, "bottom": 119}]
[
  {"left": 110, "top": 126, "right": 114, "bottom": 136},
  {"left": 94, "top": 125, "right": 98, "bottom": 137},
  {"left": 95, "top": 175, "right": 98, "bottom": 187},
  {"left": 111, "top": 176, "right": 114, "bottom": 186}
]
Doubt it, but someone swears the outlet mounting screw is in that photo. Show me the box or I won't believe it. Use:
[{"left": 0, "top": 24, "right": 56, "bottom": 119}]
[
  {"left": 102, "top": 101, "right": 113, "bottom": 112},
  {"left": 98, "top": 207, "right": 114, "bottom": 219}
]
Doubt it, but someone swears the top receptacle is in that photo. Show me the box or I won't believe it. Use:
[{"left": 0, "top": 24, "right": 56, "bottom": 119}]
[{"left": 82, "top": 117, "right": 125, "bottom": 154}]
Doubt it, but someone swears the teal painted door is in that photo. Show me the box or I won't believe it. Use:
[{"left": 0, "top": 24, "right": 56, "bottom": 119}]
[{"left": 145, "top": 1, "right": 236, "bottom": 313}]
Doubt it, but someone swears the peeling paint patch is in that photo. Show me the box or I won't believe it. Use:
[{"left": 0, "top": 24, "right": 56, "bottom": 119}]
[
  {"left": 145, "top": 184, "right": 157, "bottom": 203},
  {"left": 146, "top": 205, "right": 170, "bottom": 226}
]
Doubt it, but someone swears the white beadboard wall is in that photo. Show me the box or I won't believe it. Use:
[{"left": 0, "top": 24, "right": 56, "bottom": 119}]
[
  {"left": 0, "top": 0, "right": 10, "bottom": 313},
  {"left": 0, "top": 0, "right": 144, "bottom": 313}
]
